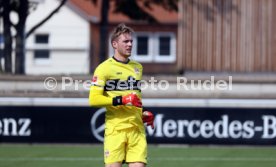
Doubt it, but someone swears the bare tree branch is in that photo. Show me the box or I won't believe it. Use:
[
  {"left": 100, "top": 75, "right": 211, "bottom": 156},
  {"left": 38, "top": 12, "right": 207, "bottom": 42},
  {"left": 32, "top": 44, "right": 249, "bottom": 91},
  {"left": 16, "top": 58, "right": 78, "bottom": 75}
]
[
  {"left": 113, "top": 0, "right": 157, "bottom": 23},
  {"left": 25, "top": 0, "right": 67, "bottom": 38}
]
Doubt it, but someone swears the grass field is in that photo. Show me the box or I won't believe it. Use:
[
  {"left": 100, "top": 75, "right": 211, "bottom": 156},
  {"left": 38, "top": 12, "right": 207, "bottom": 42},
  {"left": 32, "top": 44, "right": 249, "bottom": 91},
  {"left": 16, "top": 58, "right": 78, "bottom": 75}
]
[{"left": 1, "top": 144, "right": 276, "bottom": 167}]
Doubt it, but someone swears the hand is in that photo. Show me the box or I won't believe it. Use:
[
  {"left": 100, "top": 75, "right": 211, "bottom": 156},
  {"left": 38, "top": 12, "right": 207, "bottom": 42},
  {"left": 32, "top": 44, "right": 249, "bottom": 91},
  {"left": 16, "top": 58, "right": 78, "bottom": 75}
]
[
  {"left": 142, "top": 111, "right": 154, "bottom": 129},
  {"left": 122, "top": 93, "right": 142, "bottom": 108}
]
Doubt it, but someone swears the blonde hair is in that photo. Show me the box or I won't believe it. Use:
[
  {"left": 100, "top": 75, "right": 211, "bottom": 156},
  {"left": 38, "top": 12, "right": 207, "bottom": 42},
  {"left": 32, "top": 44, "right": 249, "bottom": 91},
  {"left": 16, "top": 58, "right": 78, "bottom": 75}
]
[{"left": 110, "top": 23, "right": 134, "bottom": 45}]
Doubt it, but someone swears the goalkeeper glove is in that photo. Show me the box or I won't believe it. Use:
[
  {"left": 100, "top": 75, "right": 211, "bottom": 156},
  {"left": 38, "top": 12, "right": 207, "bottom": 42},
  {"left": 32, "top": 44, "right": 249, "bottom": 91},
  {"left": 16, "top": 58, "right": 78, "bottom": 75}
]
[
  {"left": 142, "top": 110, "right": 154, "bottom": 129},
  {"left": 113, "top": 93, "right": 142, "bottom": 108}
]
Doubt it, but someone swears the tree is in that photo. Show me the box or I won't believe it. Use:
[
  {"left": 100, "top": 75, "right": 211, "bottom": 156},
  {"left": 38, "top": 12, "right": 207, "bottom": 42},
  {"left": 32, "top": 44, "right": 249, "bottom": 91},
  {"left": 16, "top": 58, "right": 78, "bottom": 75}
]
[
  {"left": 89, "top": 0, "right": 178, "bottom": 63},
  {"left": 0, "top": 0, "right": 3, "bottom": 72},
  {"left": 0, "top": 0, "right": 67, "bottom": 74},
  {"left": 14, "top": 0, "right": 28, "bottom": 74},
  {"left": 1, "top": 0, "right": 13, "bottom": 73}
]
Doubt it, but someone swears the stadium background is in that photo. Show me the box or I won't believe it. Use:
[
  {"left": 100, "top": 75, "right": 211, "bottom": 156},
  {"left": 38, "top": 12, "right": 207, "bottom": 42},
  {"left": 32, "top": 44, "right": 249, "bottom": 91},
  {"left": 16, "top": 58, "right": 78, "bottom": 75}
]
[{"left": 1, "top": 0, "right": 276, "bottom": 167}]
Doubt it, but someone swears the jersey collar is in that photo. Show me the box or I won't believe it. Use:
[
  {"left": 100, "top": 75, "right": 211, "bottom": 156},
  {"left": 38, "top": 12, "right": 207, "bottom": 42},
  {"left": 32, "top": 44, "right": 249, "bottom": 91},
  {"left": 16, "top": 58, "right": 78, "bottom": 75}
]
[{"left": 112, "top": 56, "right": 130, "bottom": 64}]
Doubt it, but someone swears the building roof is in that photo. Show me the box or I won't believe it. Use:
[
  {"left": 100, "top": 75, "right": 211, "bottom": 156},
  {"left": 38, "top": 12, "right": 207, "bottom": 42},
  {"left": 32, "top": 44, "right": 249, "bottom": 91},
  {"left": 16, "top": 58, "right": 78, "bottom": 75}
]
[{"left": 68, "top": 0, "right": 178, "bottom": 24}]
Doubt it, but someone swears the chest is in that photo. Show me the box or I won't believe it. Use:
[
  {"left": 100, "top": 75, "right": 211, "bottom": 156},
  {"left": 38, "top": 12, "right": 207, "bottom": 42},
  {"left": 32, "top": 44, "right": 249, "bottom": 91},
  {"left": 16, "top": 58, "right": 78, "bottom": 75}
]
[{"left": 108, "top": 64, "right": 142, "bottom": 81}]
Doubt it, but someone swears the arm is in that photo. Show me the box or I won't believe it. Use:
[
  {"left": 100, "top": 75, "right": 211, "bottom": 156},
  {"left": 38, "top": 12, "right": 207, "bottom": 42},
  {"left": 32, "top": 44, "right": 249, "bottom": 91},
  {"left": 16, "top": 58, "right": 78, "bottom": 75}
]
[
  {"left": 89, "top": 66, "right": 112, "bottom": 107},
  {"left": 89, "top": 66, "right": 142, "bottom": 107},
  {"left": 89, "top": 85, "right": 113, "bottom": 107},
  {"left": 89, "top": 86, "right": 142, "bottom": 107}
]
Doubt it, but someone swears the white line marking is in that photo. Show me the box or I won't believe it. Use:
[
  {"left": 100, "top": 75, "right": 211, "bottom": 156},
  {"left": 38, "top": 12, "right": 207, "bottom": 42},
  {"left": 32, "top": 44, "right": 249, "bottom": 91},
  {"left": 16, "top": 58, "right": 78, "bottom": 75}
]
[
  {"left": 2, "top": 97, "right": 276, "bottom": 108},
  {"left": 0, "top": 157, "right": 276, "bottom": 162},
  {"left": 0, "top": 157, "right": 103, "bottom": 161},
  {"left": 152, "top": 157, "right": 276, "bottom": 162}
]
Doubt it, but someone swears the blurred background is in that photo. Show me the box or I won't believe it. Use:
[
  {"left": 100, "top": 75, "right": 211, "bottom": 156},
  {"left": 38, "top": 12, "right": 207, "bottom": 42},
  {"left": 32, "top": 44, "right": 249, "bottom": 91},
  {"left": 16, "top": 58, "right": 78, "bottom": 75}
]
[{"left": 1, "top": 0, "right": 276, "bottom": 167}]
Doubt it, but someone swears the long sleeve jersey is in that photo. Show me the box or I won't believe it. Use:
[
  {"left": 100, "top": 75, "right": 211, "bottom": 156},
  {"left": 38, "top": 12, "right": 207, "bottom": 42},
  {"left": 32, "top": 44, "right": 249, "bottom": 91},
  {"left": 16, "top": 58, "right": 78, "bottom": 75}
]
[{"left": 89, "top": 57, "right": 144, "bottom": 134}]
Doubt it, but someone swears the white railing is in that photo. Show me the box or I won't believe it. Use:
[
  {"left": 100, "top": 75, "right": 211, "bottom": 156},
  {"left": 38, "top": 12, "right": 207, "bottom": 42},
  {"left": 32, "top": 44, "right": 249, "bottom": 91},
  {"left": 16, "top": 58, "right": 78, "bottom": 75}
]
[{"left": 1, "top": 97, "right": 276, "bottom": 108}]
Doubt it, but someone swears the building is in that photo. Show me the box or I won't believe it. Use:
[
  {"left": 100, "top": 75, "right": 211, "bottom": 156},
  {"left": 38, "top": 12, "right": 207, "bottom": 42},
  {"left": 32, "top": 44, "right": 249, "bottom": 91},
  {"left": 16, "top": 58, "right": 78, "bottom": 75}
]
[
  {"left": 177, "top": 0, "right": 276, "bottom": 73},
  {"left": 1, "top": 0, "right": 178, "bottom": 75},
  {"left": 69, "top": 0, "right": 178, "bottom": 74},
  {"left": 25, "top": 0, "right": 90, "bottom": 75}
]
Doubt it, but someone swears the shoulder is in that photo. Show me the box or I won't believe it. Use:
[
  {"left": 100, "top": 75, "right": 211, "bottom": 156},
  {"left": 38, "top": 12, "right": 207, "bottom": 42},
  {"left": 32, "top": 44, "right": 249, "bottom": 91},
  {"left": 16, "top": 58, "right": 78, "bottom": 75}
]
[
  {"left": 93, "top": 58, "right": 113, "bottom": 75},
  {"left": 129, "top": 59, "right": 143, "bottom": 69},
  {"left": 96, "top": 58, "right": 113, "bottom": 70}
]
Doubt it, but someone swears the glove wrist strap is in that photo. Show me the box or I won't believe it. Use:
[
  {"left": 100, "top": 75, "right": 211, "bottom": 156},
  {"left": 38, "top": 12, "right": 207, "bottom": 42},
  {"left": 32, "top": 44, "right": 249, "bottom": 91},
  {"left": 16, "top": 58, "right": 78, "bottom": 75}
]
[
  {"left": 113, "top": 96, "right": 123, "bottom": 106},
  {"left": 142, "top": 107, "right": 150, "bottom": 112}
]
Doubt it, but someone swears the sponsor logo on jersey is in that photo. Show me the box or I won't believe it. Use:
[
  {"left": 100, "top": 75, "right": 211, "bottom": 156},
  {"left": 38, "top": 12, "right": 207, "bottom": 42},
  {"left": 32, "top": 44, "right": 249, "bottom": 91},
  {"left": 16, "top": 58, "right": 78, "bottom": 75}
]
[
  {"left": 134, "top": 67, "right": 140, "bottom": 74},
  {"left": 92, "top": 76, "right": 99, "bottom": 85},
  {"left": 104, "top": 77, "right": 141, "bottom": 91}
]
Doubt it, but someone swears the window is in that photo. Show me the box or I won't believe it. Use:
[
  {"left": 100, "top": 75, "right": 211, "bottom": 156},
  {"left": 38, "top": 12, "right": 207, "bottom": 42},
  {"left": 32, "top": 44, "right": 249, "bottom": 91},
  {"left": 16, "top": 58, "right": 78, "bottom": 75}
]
[
  {"left": 133, "top": 32, "right": 175, "bottom": 63},
  {"left": 33, "top": 34, "right": 50, "bottom": 65},
  {"left": 154, "top": 33, "right": 176, "bottom": 62},
  {"left": 108, "top": 32, "right": 176, "bottom": 63},
  {"left": 132, "top": 33, "right": 153, "bottom": 62},
  {"left": 34, "top": 50, "right": 49, "bottom": 59},
  {"left": 159, "top": 36, "right": 171, "bottom": 56},
  {"left": 137, "top": 36, "right": 149, "bottom": 55},
  {"left": 35, "top": 34, "right": 49, "bottom": 44}
]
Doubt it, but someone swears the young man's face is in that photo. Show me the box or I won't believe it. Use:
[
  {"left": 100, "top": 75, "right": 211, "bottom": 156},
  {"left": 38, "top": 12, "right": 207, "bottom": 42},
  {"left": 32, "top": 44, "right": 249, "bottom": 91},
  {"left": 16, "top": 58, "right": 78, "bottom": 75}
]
[{"left": 113, "top": 33, "right": 133, "bottom": 58}]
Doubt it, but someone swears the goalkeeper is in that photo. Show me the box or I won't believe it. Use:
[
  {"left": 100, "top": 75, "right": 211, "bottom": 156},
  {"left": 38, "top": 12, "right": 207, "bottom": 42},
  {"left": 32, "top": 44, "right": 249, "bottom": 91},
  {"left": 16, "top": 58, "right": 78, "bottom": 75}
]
[{"left": 89, "top": 23, "right": 154, "bottom": 167}]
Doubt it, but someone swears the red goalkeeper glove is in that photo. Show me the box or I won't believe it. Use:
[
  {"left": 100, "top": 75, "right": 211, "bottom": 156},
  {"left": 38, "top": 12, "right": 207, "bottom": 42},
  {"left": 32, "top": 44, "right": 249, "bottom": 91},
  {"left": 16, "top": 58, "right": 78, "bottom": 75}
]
[
  {"left": 113, "top": 93, "right": 142, "bottom": 108},
  {"left": 143, "top": 111, "right": 154, "bottom": 129},
  {"left": 122, "top": 93, "right": 142, "bottom": 107}
]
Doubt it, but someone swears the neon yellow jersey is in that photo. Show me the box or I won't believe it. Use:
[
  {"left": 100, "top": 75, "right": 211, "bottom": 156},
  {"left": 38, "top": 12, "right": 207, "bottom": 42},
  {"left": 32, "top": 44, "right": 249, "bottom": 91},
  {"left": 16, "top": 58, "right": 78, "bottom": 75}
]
[{"left": 89, "top": 57, "right": 144, "bottom": 133}]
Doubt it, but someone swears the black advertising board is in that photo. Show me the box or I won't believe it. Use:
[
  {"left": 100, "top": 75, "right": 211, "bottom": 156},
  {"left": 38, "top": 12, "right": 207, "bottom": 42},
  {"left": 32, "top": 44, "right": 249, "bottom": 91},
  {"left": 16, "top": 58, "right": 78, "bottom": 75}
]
[
  {"left": 145, "top": 107, "right": 276, "bottom": 145},
  {"left": 0, "top": 106, "right": 98, "bottom": 143},
  {"left": 1, "top": 106, "right": 276, "bottom": 145}
]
